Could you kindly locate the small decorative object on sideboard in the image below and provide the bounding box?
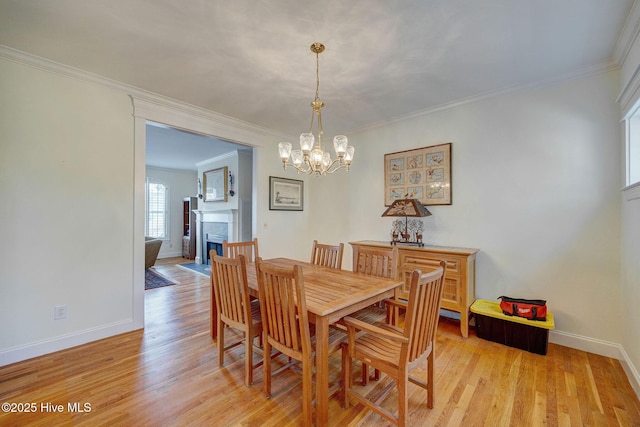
[382,198,431,247]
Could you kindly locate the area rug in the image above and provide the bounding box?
[177,262,211,278]
[145,268,177,290]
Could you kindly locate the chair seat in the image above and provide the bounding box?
[340,304,391,384]
[350,304,387,323]
[308,323,347,355]
[353,328,403,368]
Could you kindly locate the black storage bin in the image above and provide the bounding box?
[471,300,554,356]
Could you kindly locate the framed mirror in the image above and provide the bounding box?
[203,166,228,202]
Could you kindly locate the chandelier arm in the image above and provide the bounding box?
[323,158,346,174]
[283,157,349,176]
[293,164,314,175]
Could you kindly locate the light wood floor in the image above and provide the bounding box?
[1,257,639,426]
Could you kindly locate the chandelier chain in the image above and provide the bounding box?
[315,49,320,102]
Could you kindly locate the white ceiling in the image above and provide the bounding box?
[145,122,252,171]
[0,0,635,170]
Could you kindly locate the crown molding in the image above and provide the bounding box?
[613,0,640,66]
[348,61,619,135]
[0,44,291,144]
[0,44,131,93]
[130,95,287,148]
[195,150,237,168]
[618,62,640,117]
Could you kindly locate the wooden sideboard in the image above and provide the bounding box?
[349,240,479,338]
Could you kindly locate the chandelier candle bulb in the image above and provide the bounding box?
[276,42,355,176]
[279,142,292,160]
[322,152,331,167]
[292,150,303,166]
[333,135,348,157]
[300,133,314,152]
[345,146,355,163]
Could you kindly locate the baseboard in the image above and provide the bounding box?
[550,330,640,400]
[0,320,139,367]
[158,250,183,259]
[620,347,640,400]
[549,330,622,358]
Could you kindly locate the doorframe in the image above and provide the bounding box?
[131,95,281,327]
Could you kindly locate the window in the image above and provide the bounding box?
[627,110,640,187]
[145,178,169,239]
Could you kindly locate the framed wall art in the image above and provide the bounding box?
[384,143,452,206]
[203,166,228,202]
[269,176,303,211]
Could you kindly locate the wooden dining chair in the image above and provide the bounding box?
[223,238,259,262]
[210,253,263,387]
[255,257,314,426]
[310,240,344,269]
[352,244,398,279]
[350,245,399,384]
[341,261,447,426]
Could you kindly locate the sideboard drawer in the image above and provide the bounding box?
[400,254,461,275]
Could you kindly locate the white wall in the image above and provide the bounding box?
[306,166,354,262]
[618,1,640,395]
[0,57,136,364]
[237,150,253,242]
[334,71,624,347]
[254,146,316,260]
[299,70,627,358]
[621,187,640,394]
[145,167,198,258]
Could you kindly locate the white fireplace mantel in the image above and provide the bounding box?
[194,209,238,264]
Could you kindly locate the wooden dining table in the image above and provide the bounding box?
[210,257,403,427]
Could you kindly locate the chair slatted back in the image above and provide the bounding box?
[404,261,447,363]
[223,238,259,263]
[353,245,398,279]
[211,254,252,329]
[256,257,312,359]
[310,240,344,269]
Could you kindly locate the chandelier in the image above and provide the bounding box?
[278,42,355,175]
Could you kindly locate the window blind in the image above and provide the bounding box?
[146,178,168,239]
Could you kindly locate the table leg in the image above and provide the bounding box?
[315,316,329,426]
